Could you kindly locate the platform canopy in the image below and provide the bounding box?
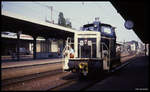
[2,10,76,39]
[111,1,148,44]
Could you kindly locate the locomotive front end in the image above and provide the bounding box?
[62,20,120,77]
[62,31,102,76]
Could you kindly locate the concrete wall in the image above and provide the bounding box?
[51,41,58,52]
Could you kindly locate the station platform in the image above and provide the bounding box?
[87,56,149,91]
[1,58,62,69]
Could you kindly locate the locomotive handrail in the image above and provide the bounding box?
[101,42,111,70]
[62,37,74,58]
[101,42,109,53]
[101,42,110,60]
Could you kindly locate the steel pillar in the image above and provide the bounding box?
[45,38,50,53]
[33,36,37,59]
[16,31,21,61]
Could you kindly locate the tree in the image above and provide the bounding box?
[66,18,72,28]
[58,12,66,27]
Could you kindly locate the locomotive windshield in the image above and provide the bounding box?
[101,26,115,37]
[101,26,111,34]
[78,38,96,58]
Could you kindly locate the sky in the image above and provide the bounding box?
[1,1,142,43]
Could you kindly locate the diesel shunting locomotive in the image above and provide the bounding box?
[62,20,121,76]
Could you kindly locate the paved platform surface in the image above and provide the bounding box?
[1,58,63,69]
[87,56,149,91]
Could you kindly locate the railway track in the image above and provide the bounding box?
[48,54,138,91]
[48,66,125,91]
[2,69,62,86]
[2,59,75,91]
[2,54,137,91]
[2,61,64,90]
[2,62,62,80]
[2,61,61,70]
[49,78,103,91]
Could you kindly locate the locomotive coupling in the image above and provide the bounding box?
[79,62,88,76]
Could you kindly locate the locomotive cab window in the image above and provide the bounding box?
[101,26,112,35]
[78,38,96,58]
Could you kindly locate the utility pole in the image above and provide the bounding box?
[34,3,54,23]
[45,5,53,23]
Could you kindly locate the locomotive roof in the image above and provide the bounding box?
[83,22,113,28]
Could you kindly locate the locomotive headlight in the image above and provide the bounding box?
[84,39,88,44]
[94,24,97,28]
[80,40,84,46]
